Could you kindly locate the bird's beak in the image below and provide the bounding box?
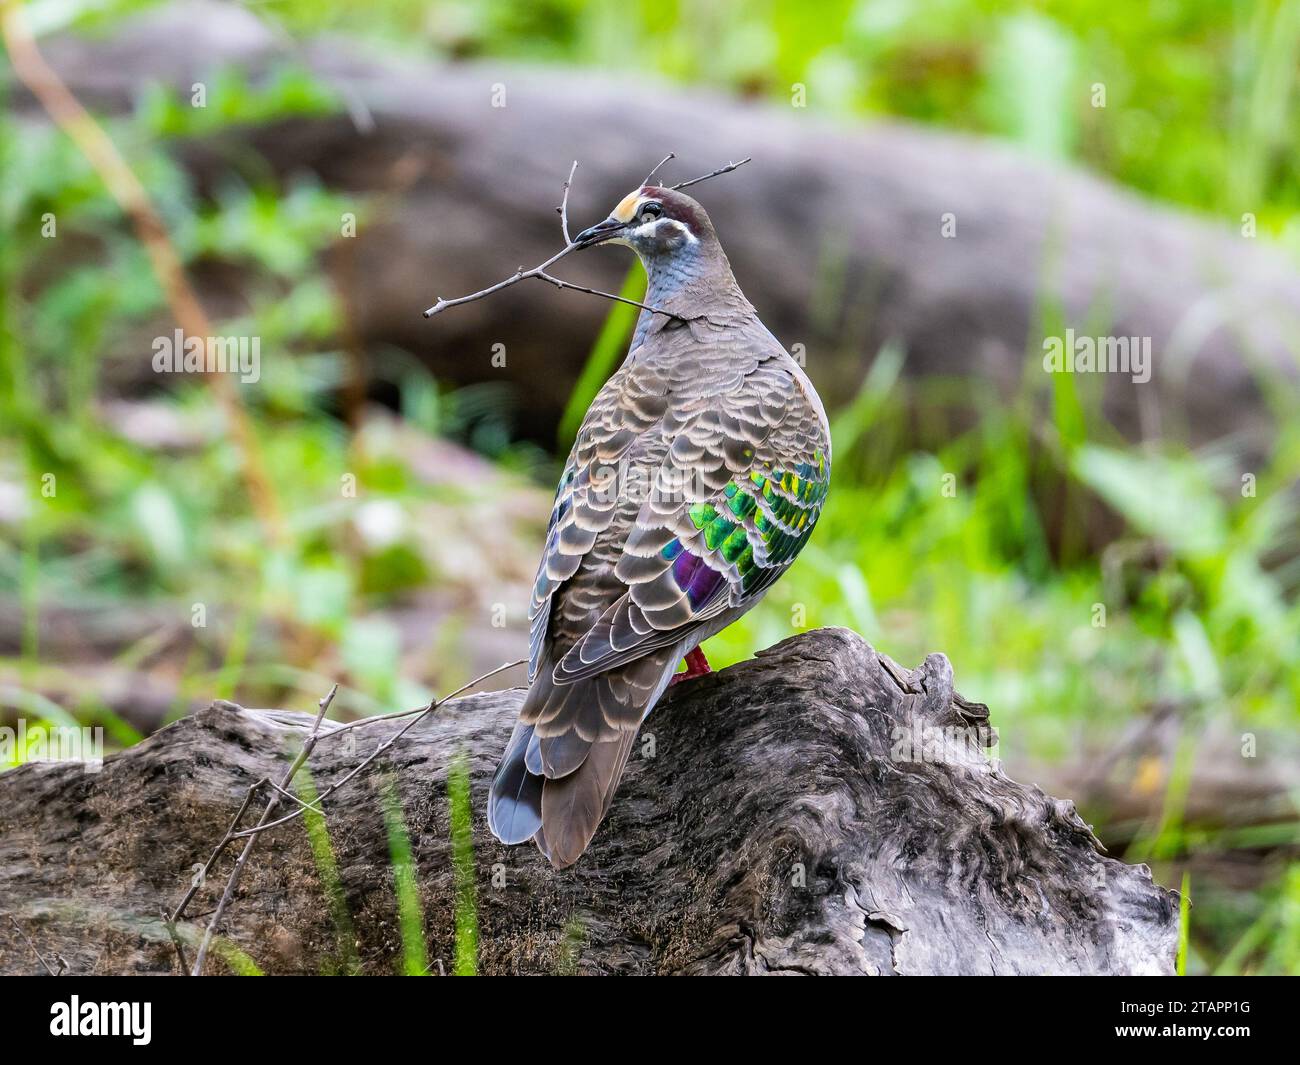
[574,216,629,248]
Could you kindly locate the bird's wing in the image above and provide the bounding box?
[548,354,831,686]
[526,358,670,681]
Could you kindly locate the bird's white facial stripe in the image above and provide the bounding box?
[609,191,700,244]
[629,217,696,243]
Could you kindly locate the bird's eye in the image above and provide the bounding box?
[639,202,664,223]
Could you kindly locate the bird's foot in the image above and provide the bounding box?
[670,647,712,686]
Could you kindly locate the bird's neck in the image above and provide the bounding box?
[632,242,750,347]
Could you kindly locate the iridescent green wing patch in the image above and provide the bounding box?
[660,448,829,603]
[737,449,829,596]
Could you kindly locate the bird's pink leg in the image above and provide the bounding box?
[670,647,712,686]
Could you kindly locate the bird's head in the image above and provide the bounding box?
[574,185,716,262]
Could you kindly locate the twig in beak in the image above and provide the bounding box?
[671,157,752,191]
[642,152,676,186]
[422,155,751,321]
[423,161,683,321]
[557,159,578,245]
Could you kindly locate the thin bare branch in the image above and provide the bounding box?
[231,658,525,839]
[265,778,325,813]
[172,660,524,972]
[423,245,682,322]
[160,908,191,975]
[423,243,577,317]
[169,778,268,927]
[536,271,682,316]
[312,655,527,739]
[671,156,752,191]
[643,152,676,186]
[188,683,338,975]
[557,159,578,244]
[8,915,60,976]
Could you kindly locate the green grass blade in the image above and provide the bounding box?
[1176,870,1190,976]
[214,938,266,976]
[555,915,585,975]
[382,778,429,976]
[296,767,361,974]
[447,755,478,976]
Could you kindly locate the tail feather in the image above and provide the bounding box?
[486,722,544,844]
[524,730,544,775]
[538,728,639,868]
[521,667,597,777]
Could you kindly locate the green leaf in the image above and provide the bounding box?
[1072,446,1229,558]
[129,481,186,571]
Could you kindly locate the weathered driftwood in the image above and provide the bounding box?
[0,628,1177,975]
[26,1,1300,465]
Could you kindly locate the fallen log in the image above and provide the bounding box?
[0,628,1177,975]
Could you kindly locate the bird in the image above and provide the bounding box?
[487,176,832,869]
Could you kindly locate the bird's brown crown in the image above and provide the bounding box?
[611,185,713,238]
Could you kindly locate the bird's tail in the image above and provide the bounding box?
[488,650,675,868]
[486,720,545,845]
[533,725,639,869]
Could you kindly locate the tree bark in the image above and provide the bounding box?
[0,628,1178,975]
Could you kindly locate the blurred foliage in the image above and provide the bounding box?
[1,0,1297,976]
[114,0,1300,243]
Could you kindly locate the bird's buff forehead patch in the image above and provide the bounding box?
[612,191,643,223]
